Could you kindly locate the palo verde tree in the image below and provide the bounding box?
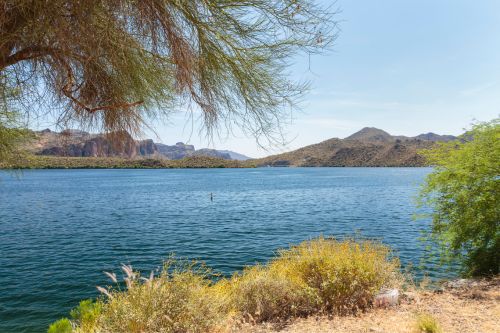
[419,119,500,276]
[0,0,337,148]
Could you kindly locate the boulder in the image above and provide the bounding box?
[374,288,399,307]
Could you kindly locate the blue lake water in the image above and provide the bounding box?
[0,168,444,332]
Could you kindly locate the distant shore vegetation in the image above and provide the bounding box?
[0,155,251,169]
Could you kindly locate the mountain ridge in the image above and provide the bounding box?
[25,127,455,167]
[345,127,455,143]
[27,129,251,161]
[250,127,456,167]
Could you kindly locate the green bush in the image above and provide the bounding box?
[419,119,500,276]
[414,313,442,333]
[47,318,72,333]
[70,299,102,332]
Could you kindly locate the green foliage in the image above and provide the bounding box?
[49,238,401,331]
[414,313,442,333]
[0,117,27,161]
[70,300,102,332]
[0,78,32,164]
[47,318,72,333]
[418,119,500,276]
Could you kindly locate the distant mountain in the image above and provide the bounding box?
[217,150,252,161]
[27,127,456,166]
[27,129,246,161]
[250,128,457,167]
[414,132,457,142]
[156,142,195,159]
[155,144,245,160]
[346,127,456,143]
[193,148,231,160]
[345,127,395,142]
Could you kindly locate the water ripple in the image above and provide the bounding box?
[0,168,439,333]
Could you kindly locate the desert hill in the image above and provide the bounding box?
[250,127,456,167]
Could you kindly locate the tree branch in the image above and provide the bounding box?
[0,45,56,70]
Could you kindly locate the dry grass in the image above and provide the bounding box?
[239,277,500,333]
[230,266,308,323]
[84,261,228,333]
[230,238,400,324]
[48,241,500,333]
[50,238,401,333]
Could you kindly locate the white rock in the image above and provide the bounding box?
[374,288,399,307]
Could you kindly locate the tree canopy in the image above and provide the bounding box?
[418,119,500,276]
[0,0,336,143]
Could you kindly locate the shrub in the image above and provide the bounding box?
[47,318,72,333]
[70,300,102,333]
[414,313,442,333]
[269,238,399,314]
[95,261,227,333]
[230,266,310,323]
[231,237,400,322]
[419,119,500,276]
[49,238,401,331]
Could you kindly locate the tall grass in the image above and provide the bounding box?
[81,260,228,333]
[49,238,401,333]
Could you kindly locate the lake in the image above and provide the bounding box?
[0,168,442,332]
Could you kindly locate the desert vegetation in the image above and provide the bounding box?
[47,238,401,333]
[243,277,499,333]
[413,313,442,333]
[0,155,246,169]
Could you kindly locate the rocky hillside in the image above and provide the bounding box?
[27,129,248,160]
[250,128,456,167]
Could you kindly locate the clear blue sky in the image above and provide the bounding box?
[151,0,500,157]
[36,0,500,157]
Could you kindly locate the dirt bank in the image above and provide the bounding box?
[238,277,499,333]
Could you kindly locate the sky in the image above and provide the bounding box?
[35,0,500,158]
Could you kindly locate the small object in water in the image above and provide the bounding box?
[210,192,213,202]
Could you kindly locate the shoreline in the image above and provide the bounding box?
[241,276,500,333]
[0,155,434,170]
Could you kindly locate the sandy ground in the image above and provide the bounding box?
[236,278,500,333]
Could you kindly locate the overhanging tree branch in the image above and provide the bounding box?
[0,0,338,142]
